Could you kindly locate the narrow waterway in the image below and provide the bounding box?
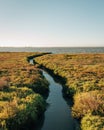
[30,59,80,130]
[38,70,79,130]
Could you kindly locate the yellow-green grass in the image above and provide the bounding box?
[0,52,49,130]
[35,53,104,130]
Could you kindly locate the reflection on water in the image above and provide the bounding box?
[35,70,80,130]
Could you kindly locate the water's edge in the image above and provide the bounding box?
[41,70,80,130]
[29,58,80,130]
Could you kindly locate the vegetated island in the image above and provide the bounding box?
[0,52,49,130]
[35,53,104,130]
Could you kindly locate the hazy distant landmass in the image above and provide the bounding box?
[0,47,104,53]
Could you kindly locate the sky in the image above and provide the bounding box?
[0,0,104,47]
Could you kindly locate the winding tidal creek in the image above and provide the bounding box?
[30,59,80,130]
[37,70,80,130]
[41,70,79,130]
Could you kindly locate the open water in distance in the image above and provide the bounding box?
[0,47,104,53]
[35,70,80,130]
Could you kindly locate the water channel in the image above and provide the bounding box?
[30,59,80,130]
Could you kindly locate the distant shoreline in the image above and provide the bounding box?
[0,47,104,53]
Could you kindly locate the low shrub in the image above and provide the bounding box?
[0,91,46,130]
[6,94,46,130]
[0,77,9,91]
[81,114,104,130]
[72,91,104,119]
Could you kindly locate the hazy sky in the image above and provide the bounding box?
[0,0,104,47]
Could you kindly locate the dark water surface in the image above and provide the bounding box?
[0,47,104,53]
[35,70,80,130]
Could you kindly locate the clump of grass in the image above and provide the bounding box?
[81,114,104,130]
[0,77,10,91]
[72,91,104,118]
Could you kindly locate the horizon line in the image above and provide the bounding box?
[0,46,104,48]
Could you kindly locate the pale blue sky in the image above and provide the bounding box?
[0,0,104,47]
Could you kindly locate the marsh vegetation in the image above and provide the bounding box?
[35,53,104,130]
[0,52,49,130]
[0,52,104,130]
